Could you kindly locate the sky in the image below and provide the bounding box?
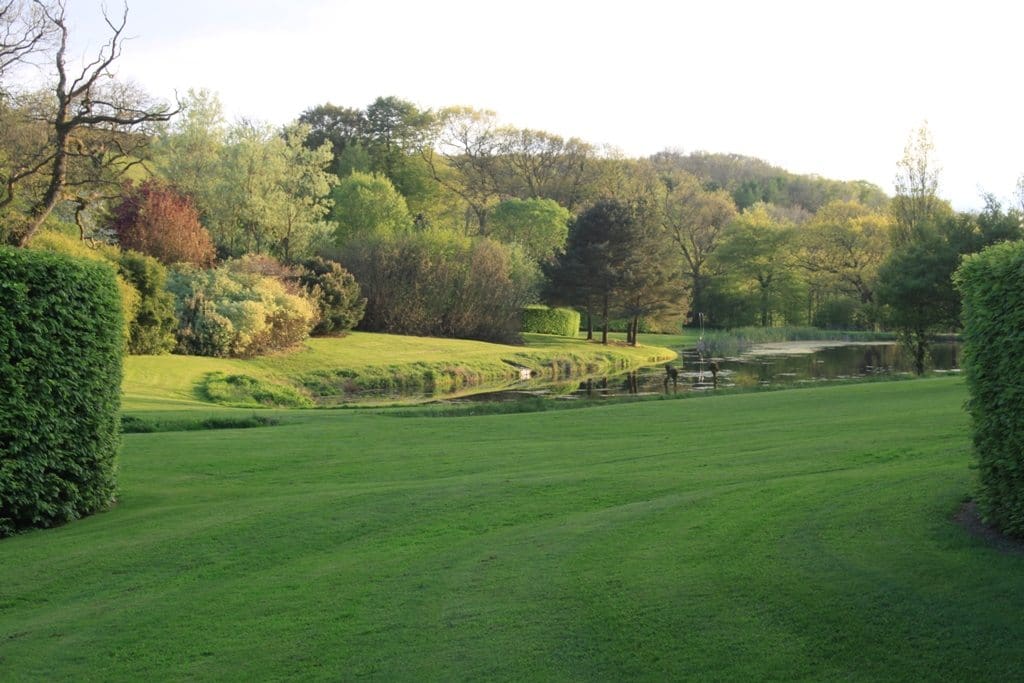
[58,0,1024,210]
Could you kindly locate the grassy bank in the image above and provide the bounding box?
[4,377,1024,679]
[123,332,676,410]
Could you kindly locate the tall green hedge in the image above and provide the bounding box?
[0,247,124,537]
[955,240,1024,537]
[522,306,580,337]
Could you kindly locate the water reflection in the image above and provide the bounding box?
[462,341,961,402]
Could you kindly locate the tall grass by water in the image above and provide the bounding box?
[699,325,896,356]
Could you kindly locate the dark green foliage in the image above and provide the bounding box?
[955,240,1024,537]
[0,247,123,537]
[521,306,580,337]
[120,414,279,433]
[201,372,314,409]
[294,257,366,335]
[117,251,177,354]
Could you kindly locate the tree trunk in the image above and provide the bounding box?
[17,130,70,247]
[913,327,927,375]
[601,292,609,345]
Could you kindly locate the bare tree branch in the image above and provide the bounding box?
[5,0,180,245]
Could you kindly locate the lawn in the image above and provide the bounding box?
[3,376,1023,680]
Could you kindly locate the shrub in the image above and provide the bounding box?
[168,260,317,357]
[0,247,123,537]
[117,251,177,354]
[955,241,1024,537]
[109,180,216,266]
[29,230,139,344]
[337,230,538,344]
[293,257,366,335]
[522,305,580,337]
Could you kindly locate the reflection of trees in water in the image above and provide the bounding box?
[570,343,962,399]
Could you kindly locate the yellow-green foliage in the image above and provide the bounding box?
[168,261,317,358]
[955,240,1024,537]
[0,247,123,537]
[522,305,580,337]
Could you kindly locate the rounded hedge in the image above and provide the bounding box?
[522,305,580,337]
[955,240,1024,537]
[0,247,124,537]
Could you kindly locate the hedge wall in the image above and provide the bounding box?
[522,305,580,337]
[955,240,1024,537]
[0,247,124,537]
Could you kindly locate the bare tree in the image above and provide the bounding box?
[3,0,178,246]
[0,0,50,85]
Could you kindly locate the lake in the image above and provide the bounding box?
[458,341,961,402]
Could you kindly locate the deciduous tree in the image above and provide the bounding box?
[2,1,177,246]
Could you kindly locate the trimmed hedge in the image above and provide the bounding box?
[522,305,580,337]
[955,240,1024,537]
[0,247,124,537]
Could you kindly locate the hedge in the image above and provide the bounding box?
[522,305,580,337]
[0,247,124,537]
[955,240,1024,537]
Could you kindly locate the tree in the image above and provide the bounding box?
[297,102,366,170]
[712,203,801,327]
[547,199,683,345]
[876,235,959,374]
[488,197,570,263]
[658,170,737,325]
[796,200,893,326]
[616,203,687,345]
[207,120,335,260]
[891,124,943,244]
[497,128,599,210]
[109,179,215,266]
[423,106,503,234]
[2,1,177,246]
[877,200,1021,374]
[151,89,226,225]
[0,0,49,88]
[329,171,413,245]
[364,96,433,181]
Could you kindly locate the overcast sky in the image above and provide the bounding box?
[59,0,1024,210]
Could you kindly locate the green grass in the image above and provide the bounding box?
[4,376,1024,680]
[122,332,676,410]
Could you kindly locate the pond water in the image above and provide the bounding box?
[455,341,961,402]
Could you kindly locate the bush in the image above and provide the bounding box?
[293,257,366,335]
[117,251,177,354]
[168,259,317,358]
[29,230,139,344]
[337,230,538,344]
[109,180,216,267]
[0,247,123,537]
[955,241,1024,537]
[522,305,579,337]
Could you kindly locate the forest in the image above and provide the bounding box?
[1,1,1021,364]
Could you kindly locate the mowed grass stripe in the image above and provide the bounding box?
[3,377,1023,680]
